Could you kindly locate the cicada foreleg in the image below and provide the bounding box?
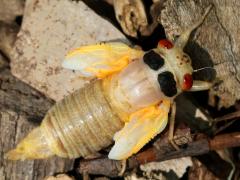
[168,102,180,150]
[189,80,213,91]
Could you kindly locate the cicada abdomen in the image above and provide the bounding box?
[44,80,126,158]
[6,80,124,160]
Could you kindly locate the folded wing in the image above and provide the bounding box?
[62,42,143,78]
[108,100,171,160]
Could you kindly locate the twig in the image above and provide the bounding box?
[209,132,240,150]
[213,110,240,122]
[212,110,240,134]
[78,131,240,177]
[213,119,236,135]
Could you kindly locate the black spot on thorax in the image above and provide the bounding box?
[158,71,177,97]
[143,50,164,70]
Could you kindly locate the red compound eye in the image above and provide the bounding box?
[158,39,173,49]
[182,73,193,90]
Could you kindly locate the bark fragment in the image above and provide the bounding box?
[160,0,240,108]
[0,22,19,59]
[0,0,25,23]
[10,0,126,101]
[0,55,73,179]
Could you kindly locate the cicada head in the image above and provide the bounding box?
[142,39,194,99]
[142,5,214,98]
[158,39,194,91]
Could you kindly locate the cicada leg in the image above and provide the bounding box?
[118,159,127,176]
[189,80,213,91]
[168,102,180,150]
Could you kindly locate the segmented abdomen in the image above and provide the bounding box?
[42,80,124,158]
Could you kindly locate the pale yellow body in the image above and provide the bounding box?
[6,43,170,160]
[6,74,169,160]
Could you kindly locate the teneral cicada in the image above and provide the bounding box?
[6,6,213,160]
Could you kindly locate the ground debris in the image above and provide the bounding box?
[0,21,19,58]
[44,174,75,180]
[0,0,25,22]
[11,0,126,101]
[189,158,220,180]
[140,157,192,178]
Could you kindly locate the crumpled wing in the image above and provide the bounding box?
[108,100,171,160]
[62,42,143,79]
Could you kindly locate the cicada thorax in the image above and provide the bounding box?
[41,80,124,158]
[104,58,167,117]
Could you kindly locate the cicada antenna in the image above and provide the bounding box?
[193,66,215,73]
